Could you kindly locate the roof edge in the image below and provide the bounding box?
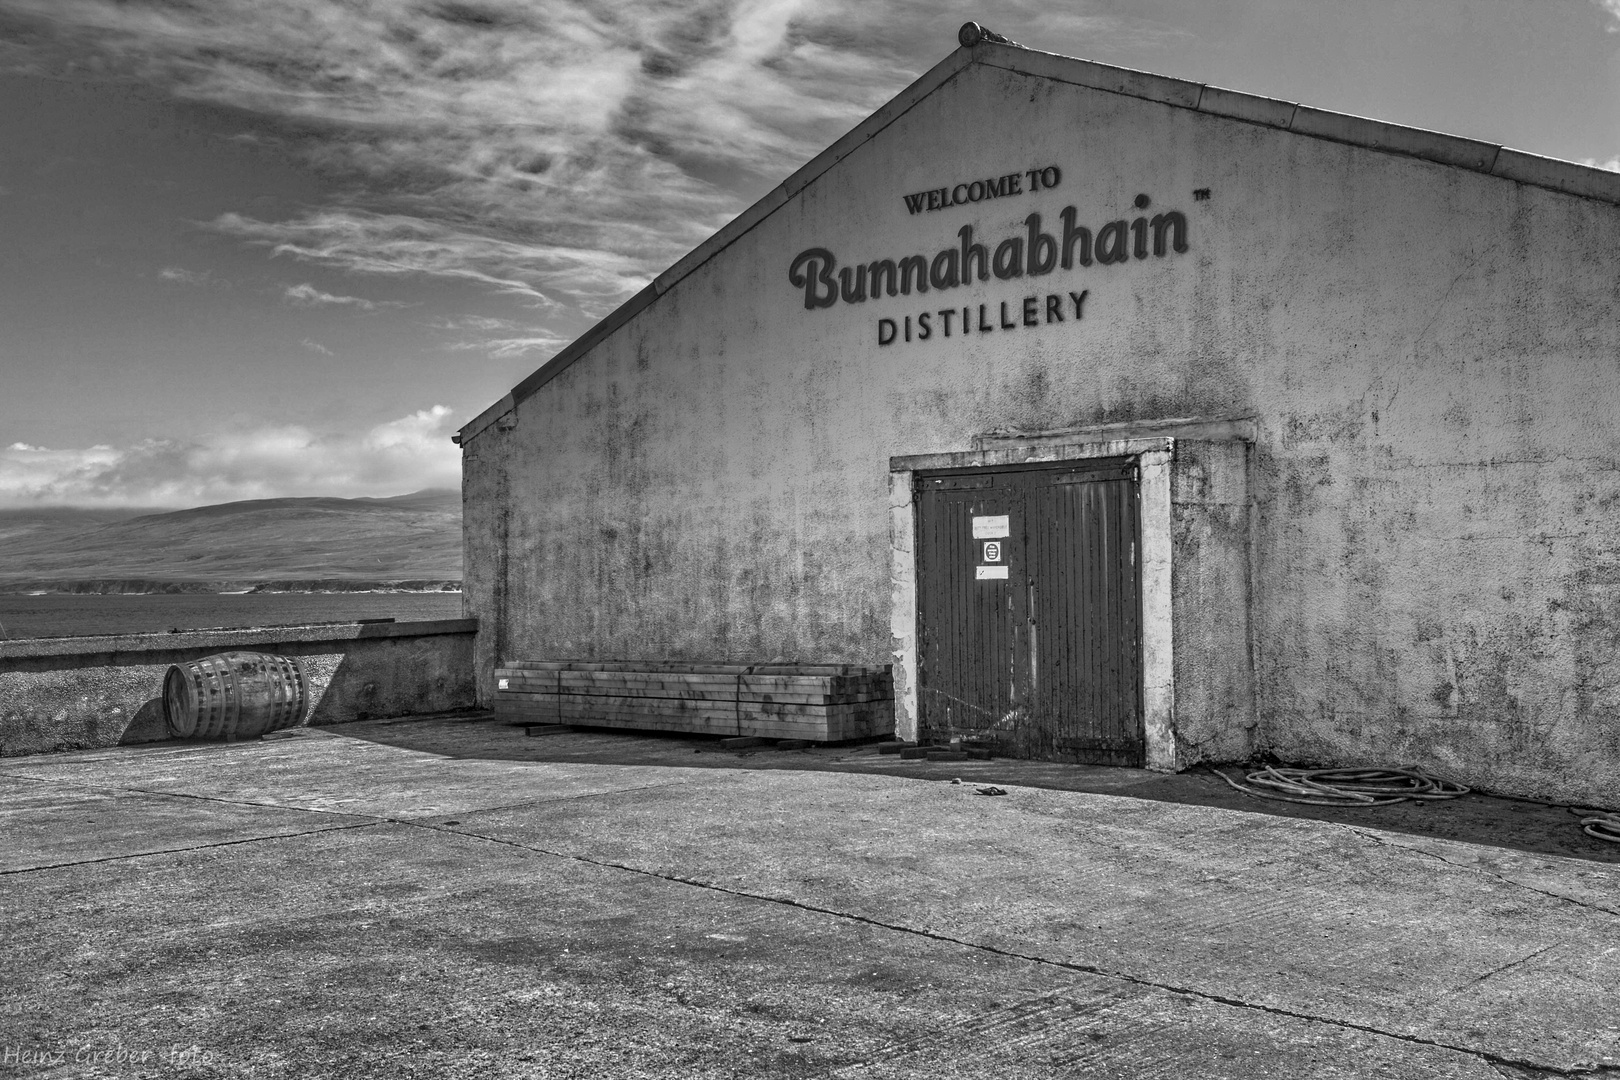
[458,44,979,440]
[976,42,1620,201]
[461,38,1620,442]
[454,392,514,446]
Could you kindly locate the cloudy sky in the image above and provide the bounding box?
[1,0,1617,508]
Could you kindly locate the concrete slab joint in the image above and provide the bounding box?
[890,418,1256,773]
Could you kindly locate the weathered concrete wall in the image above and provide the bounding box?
[463,58,1620,802]
[1171,439,1255,764]
[461,428,507,708]
[0,619,477,757]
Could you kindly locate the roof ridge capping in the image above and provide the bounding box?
[974,40,1620,202]
[458,29,1620,443]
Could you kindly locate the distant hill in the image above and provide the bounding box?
[0,506,158,545]
[0,489,462,593]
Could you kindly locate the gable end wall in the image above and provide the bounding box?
[463,58,1620,803]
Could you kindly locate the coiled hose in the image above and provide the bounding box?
[1214,766,1620,845]
[1571,808,1620,844]
[1211,765,1470,806]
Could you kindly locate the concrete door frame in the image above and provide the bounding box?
[889,437,1177,770]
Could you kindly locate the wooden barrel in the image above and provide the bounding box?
[164,652,308,740]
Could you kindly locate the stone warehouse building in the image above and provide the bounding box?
[458,27,1620,805]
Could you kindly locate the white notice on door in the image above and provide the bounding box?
[971,515,1010,539]
[975,565,1009,580]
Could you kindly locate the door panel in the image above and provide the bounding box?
[914,473,1023,746]
[1027,466,1142,766]
[914,460,1142,765]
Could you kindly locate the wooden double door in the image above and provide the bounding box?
[914,458,1143,765]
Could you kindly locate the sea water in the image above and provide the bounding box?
[0,592,465,641]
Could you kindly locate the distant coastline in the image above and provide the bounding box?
[0,579,462,596]
[0,489,465,632]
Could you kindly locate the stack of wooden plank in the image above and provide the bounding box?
[493,660,893,742]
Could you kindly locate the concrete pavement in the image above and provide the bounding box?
[3,714,1617,1078]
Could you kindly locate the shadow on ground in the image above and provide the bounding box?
[315,710,1620,867]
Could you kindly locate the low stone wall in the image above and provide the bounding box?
[0,618,477,757]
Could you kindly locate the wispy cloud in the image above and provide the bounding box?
[428,313,570,356]
[1581,154,1620,172]
[0,0,994,326]
[448,334,572,359]
[219,209,638,314]
[0,407,460,508]
[0,0,1137,401]
[299,338,334,355]
[1596,0,1620,31]
[158,266,219,286]
[429,315,520,332]
[284,282,403,309]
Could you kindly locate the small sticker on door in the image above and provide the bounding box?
[498,678,509,690]
[972,515,1010,539]
[975,565,1009,580]
[982,541,1002,562]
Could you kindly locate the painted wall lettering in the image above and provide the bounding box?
[789,194,1187,311]
[902,165,1062,215]
[877,291,1089,346]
